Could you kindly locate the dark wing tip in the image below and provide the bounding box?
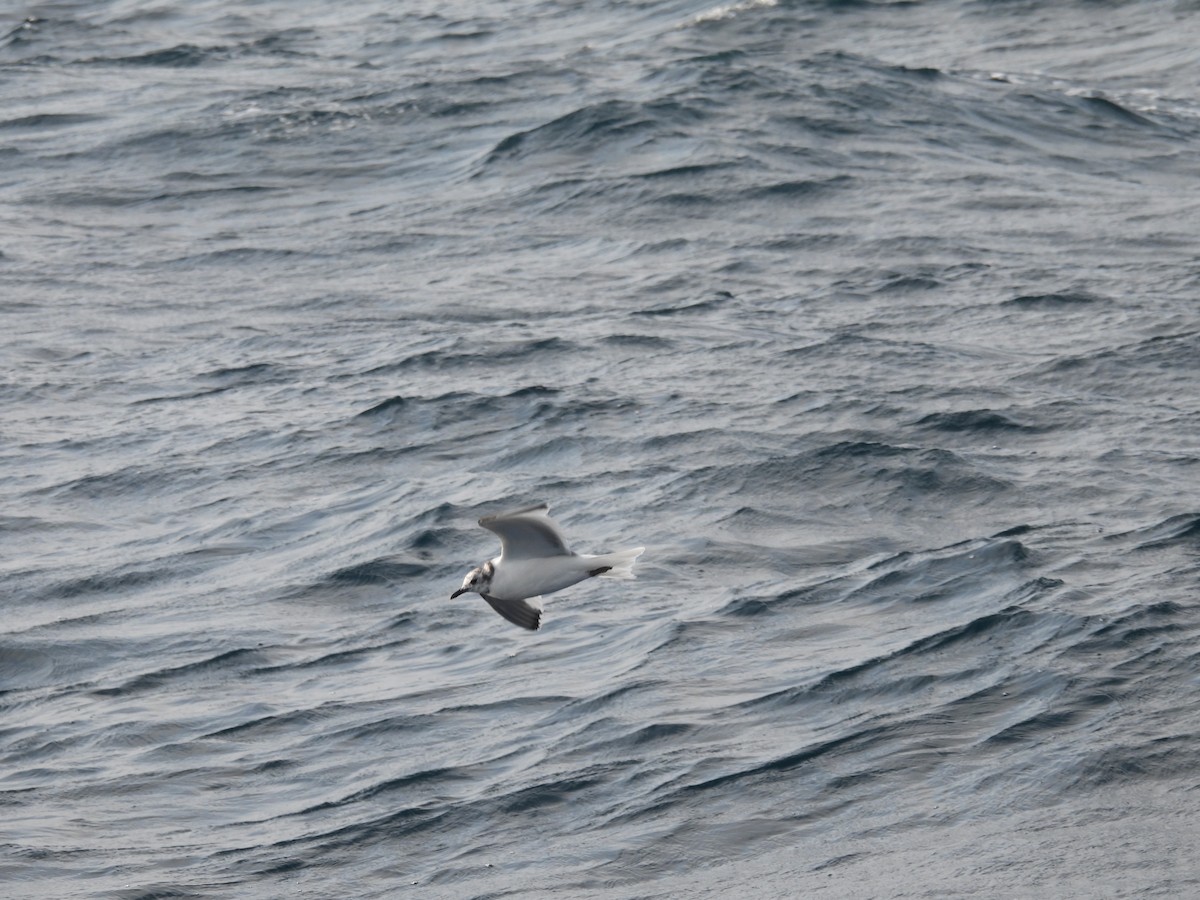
[481,594,542,631]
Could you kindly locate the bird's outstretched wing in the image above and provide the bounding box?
[481,593,542,631]
[479,504,574,560]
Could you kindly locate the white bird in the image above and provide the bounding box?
[451,504,645,630]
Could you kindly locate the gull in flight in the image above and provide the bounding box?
[451,504,644,630]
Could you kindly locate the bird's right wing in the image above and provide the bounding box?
[479,504,573,560]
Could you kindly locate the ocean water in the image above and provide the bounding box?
[3,1,1199,896]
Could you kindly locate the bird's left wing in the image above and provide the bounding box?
[481,594,543,631]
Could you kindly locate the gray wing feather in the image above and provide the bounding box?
[481,594,542,631]
[479,504,573,559]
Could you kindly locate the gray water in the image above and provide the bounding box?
[3,2,1200,897]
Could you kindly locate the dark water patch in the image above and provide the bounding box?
[162,247,312,268]
[0,112,102,129]
[743,592,1077,714]
[0,645,57,693]
[600,333,675,349]
[814,441,1007,495]
[350,384,624,446]
[131,388,226,405]
[685,723,894,795]
[721,597,776,618]
[506,174,626,215]
[992,523,1033,538]
[368,338,577,373]
[429,25,495,43]
[356,395,408,418]
[814,851,869,872]
[780,332,970,369]
[435,694,575,720]
[249,859,307,878]
[883,545,1060,608]
[640,426,729,453]
[635,236,691,254]
[907,607,1051,657]
[1071,734,1200,789]
[622,721,693,747]
[537,393,637,427]
[130,361,292,404]
[97,44,223,67]
[891,63,942,80]
[415,385,563,432]
[494,435,589,469]
[300,766,472,815]
[384,611,417,632]
[1078,94,1158,128]
[407,527,460,554]
[251,640,414,675]
[986,81,1170,149]
[483,99,643,160]
[322,709,442,745]
[1108,513,1200,551]
[253,769,618,858]
[309,444,423,470]
[635,160,744,182]
[199,361,284,384]
[0,729,99,768]
[632,292,732,317]
[984,703,1090,746]
[854,539,1035,600]
[251,757,298,775]
[35,459,184,509]
[1024,332,1200,397]
[811,605,1043,690]
[205,703,347,741]
[42,187,175,208]
[912,409,1038,433]
[762,232,853,252]
[717,505,805,526]
[109,887,209,900]
[327,558,430,584]
[47,564,176,601]
[1004,291,1108,308]
[540,681,665,724]
[936,666,1069,729]
[741,174,852,201]
[975,85,1175,148]
[565,721,696,760]
[498,772,608,815]
[504,384,561,400]
[267,804,433,856]
[660,440,1012,516]
[868,272,943,294]
[92,647,269,698]
[1062,600,1187,658]
[480,98,706,169]
[653,190,719,207]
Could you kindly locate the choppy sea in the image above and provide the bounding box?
[4,1,1200,897]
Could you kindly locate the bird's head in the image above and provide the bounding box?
[451,560,493,599]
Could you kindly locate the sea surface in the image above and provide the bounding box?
[3,1,1200,897]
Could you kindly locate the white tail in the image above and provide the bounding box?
[592,546,644,580]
